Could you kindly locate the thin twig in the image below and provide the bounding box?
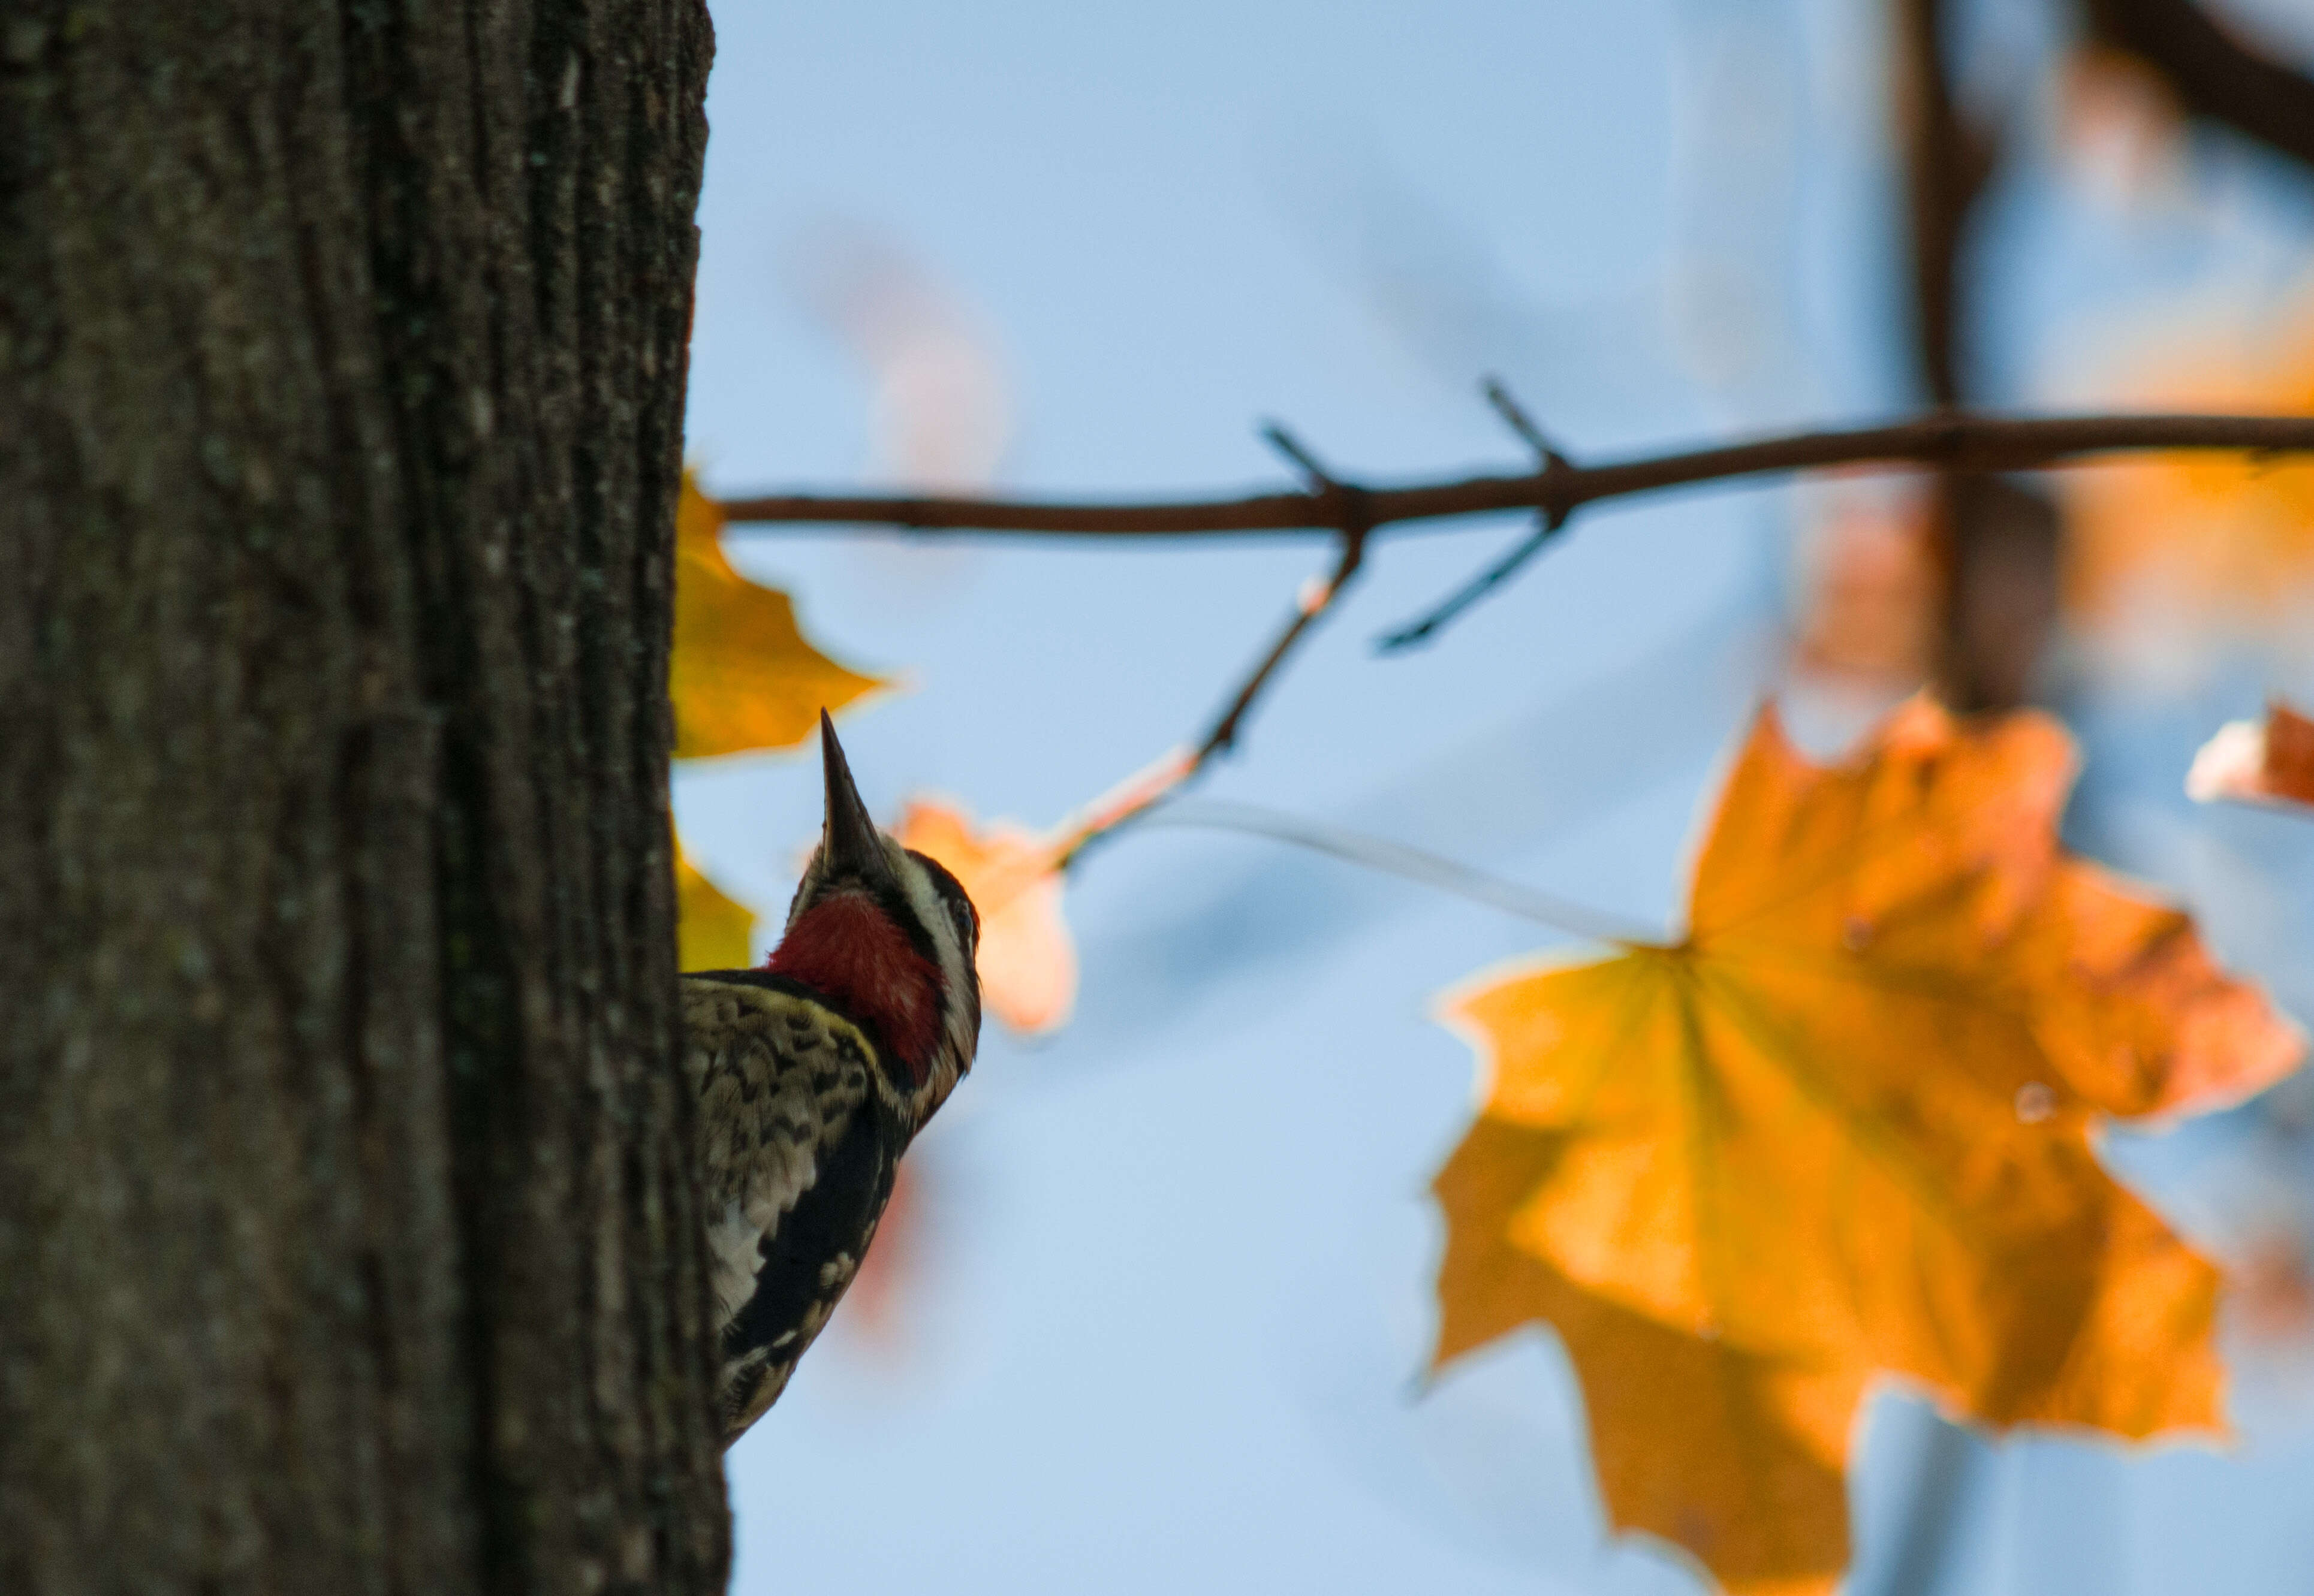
[1378,377,1574,650]
[1196,525,1368,761]
[1051,426,1381,868]
[1375,517,1565,652]
[718,411,2314,540]
[2086,0,2314,174]
[1257,420,1341,489]
[1195,424,1371,762]
[1481,376,1568,467]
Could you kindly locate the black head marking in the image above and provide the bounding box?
[908,849,980,963]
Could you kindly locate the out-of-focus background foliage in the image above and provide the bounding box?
[677,2,2314,1590]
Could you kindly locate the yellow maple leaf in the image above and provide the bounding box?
[1436,1120,1861,1596]
[672,473,884,759]
[896,799,1077,1036]
[676,849,755,972]
[1433,698,2301,1596]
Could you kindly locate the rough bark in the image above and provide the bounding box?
[0,4,727,1594]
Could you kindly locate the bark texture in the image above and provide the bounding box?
[0,4,727,1593]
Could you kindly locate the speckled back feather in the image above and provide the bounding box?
[682,972,908,1441]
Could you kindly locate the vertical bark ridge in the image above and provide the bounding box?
[0,3,725,1592]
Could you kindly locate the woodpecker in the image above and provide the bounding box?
[682,712,981,1446]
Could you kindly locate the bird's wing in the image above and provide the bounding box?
[681,973,901,1440]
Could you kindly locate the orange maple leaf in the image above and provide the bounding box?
[2060,298,2314,654]
[892,748,1194,1038]
[896,799,1077,1036]
[1790,485,1939,691]
[2188,700,2314,810]
[672,473,885,759]
[1433,698,2300,1596]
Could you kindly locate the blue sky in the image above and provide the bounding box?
[678,2,2314,1591]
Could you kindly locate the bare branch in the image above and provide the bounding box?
[736,408,2314,841]
[1187,422,1375,764]
[718,411,2314,541]
[1896,0,2000,408]
[2087,0,2314,174]
[1379,377,1575,650]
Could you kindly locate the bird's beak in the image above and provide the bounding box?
[819,710,896,889]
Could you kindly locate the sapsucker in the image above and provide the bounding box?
[683,713,981,1446]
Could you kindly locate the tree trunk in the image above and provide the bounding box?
[1893,0,2060,713]
[0,5,728,1593]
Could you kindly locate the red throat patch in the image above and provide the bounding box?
[766,894,941,1083]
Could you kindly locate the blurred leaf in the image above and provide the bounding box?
[2231,1230,2314,1347]
[673,473,884,759]
[787,216,1014,491]
[2189,700,2314,808]
[1791,486,1938,690]
[890,749,1194,1039]
[2062,302,2314,660]
[677,849,756,972]
[2056,43,2187,206]
[896,798,1076,1036]
[1433,697,2301,1596]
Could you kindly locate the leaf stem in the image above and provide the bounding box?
[1138,798,1660,946]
